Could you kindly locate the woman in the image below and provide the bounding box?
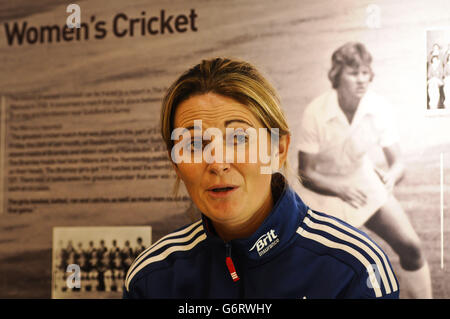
[297,42,431,298]
[428,54,443,109]
[428,43,442,66]
[124,57,398,298]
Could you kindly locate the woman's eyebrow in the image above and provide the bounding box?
[224,119,253,127]
[184,124,201,131]
[182,119,253,131]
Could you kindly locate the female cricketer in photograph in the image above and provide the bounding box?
[297,42,432,298]
[123,57,399,298]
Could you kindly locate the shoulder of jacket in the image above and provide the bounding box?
[295,209,399,297]
[124,220,206,292]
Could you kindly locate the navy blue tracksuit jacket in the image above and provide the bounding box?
[123,176,399,299]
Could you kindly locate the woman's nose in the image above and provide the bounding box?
[208,162,231,176]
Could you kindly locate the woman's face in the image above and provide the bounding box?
[337,64,372,101]
[171,92,289,228]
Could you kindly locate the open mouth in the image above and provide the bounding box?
[207,185,239,197]
[210,187,236,192]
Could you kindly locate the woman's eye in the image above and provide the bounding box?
[188,139,204,152]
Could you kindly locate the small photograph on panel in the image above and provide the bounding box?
[427,28,450,114]
[52,226,151,299]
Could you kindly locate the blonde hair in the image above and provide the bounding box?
[328,42,374,89]
[160,57,295,196]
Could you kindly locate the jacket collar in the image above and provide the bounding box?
[201,173,308,263]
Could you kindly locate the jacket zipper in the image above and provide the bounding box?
[225,243,240,282]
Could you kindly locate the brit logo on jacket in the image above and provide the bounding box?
[249,229,280,257]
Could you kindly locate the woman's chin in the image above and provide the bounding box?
[205,206,241,224]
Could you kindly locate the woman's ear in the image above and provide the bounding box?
[278,134,290,168]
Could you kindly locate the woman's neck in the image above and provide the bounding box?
[337,90,360,123]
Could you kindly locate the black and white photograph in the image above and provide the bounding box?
[52,226,151,299]
[296,41,433,298]
[427,28,450,114]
